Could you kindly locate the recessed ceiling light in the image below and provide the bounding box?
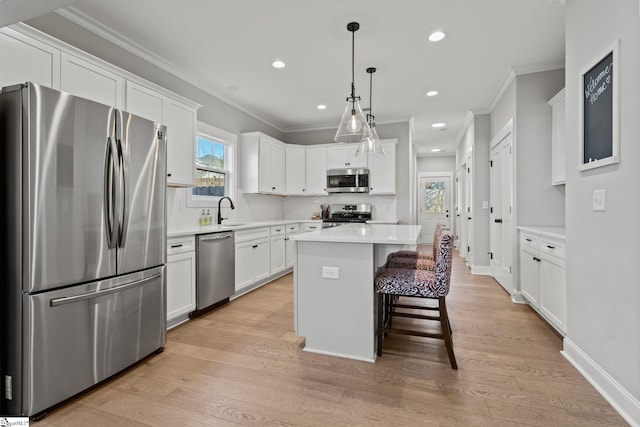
[426,90,439,97]
[317,104,327,110]
[428,31,446,42]
[272,60,286,69]
[432,122,447,128]
[431,148,443,152]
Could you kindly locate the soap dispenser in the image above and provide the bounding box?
[206,209,212,225]
[199,209,206,226]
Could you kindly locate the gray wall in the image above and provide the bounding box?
[490,80,516,139]
[515,70,565,226]
[472,114,491,268]
[565,0,640,413]
[416,155,456,173]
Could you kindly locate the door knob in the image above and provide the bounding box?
[494,219,503,223]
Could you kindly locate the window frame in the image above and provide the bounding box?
[186,121,236,208]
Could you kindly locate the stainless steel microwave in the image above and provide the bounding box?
[326,168,369,193]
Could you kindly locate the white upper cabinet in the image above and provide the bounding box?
[60,52,125,108]
[0,27,59,89]
[548,88,566,185]
[125,81,163,122]
[368,140,397,195]
[326,144,367,169]
[285,144,306,195]
[1,24,200,188]
[240,132,286,195]
[163,98,197,187]
[126,81,197,187]
[305,146,328,195]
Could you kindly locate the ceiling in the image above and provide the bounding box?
[6,0,566,155]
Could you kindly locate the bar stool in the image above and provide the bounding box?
[375,229,457,369]
[391,222,446,261]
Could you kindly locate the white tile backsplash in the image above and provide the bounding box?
[167,187,398,232]
[283,194,397,222]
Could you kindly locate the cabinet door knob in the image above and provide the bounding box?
[494,219,503,223]
[167,173,172,177]
[252,244,258,248]
[546,245,555,249]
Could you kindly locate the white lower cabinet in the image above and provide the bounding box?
[285,223,300,269]
[270,225,286,276]
[235,227,270,292]
[518,229,566,335]
[166,236,196,328]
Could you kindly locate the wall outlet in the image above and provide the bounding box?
[322,266,339,279]
[593,189,606,211]
[482,201,489,209]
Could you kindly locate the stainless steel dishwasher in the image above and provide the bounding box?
[193,231,235,317]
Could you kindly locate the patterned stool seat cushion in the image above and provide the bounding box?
[386,256,436,270]
[375,268,447,298]
[392,250,434,260]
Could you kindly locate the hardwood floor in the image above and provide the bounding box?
[39,250,628,426]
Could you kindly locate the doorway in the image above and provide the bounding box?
[490,121,514,293]
[417,172,452,244]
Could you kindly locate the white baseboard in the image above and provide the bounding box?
[471,265,491,275]
[562,338,640,427]
[511,292,528,304]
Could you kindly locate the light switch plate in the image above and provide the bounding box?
[593,189,606,211]
[322,266,339,279]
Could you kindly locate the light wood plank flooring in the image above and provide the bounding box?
[39,250,628,426]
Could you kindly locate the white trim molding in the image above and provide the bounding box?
[471,265,491,275]
[562,338,640,426]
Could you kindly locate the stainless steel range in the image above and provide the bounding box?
[322,204,372,227]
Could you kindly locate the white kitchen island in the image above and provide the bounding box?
[291,223,421,362]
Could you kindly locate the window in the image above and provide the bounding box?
[187,122,236,207]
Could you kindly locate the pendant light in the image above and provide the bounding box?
[334,22,372,143]
[356,67,385,156]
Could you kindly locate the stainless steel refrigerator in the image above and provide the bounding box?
[0,82,167,418]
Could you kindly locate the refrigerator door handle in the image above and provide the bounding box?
[104,136,118,249]
[115,110,129,248]
[49,273,161,307]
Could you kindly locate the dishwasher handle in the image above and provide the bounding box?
[199,233,233,242]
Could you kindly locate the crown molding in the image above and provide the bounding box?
[454,110,475,146]
[55,6,285,133]
[282,117,410,134]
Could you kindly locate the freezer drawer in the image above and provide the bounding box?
[22,266,166,416]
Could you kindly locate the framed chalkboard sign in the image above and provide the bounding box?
[579,40,619,171]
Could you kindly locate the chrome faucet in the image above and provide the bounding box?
[217,196,235,225]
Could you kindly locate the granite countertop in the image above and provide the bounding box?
[290,223,421,245]
[517,225,566,240]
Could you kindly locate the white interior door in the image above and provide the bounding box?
[457,164,467,257]
[418,174,452,244]
[490,129,513,293]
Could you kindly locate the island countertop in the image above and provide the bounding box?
[290,223,421,245]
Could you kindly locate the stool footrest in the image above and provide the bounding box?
[389,311,441,322]
[390,303,439,311]
[385,327,444,340]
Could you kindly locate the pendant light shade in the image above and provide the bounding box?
[335,22,372,143]
[356,67,385,156]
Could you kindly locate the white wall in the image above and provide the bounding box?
[564,1,640,424]
[490,80,516,139]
